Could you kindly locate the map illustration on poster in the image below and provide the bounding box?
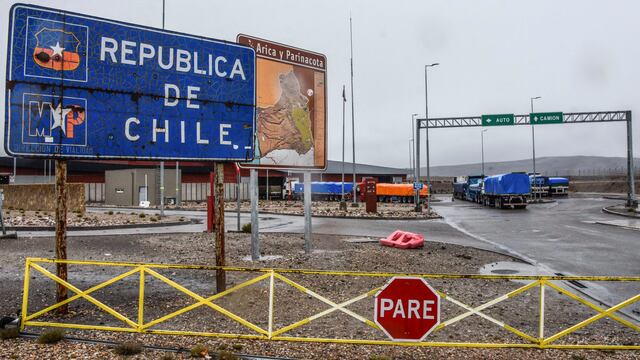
[237,34,327,170]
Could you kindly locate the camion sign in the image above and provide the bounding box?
[5,4,256,160]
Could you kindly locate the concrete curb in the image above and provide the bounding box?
[6,219,195,232]
[602,206,640,219]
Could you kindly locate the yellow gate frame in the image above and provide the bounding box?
[20,258,640,349]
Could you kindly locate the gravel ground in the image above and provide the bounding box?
[2,210,187,227]
[179,200,440,219]
[0,232,637,359]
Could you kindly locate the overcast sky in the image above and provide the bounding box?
[1,0,638,168]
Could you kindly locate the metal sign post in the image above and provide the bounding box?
[55,160,68,314]
[304,172,313,253]
[414,119,421,212]
[626,111,636,208]
[214,162,225,292]
[236,165,241,232]
[250,169,260,261]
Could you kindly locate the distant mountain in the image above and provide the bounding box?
[422,156,640,177]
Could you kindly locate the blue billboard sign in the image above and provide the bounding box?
[5,4,256,160]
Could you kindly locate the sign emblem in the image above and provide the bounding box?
[22,94,87,146]
[24,17,88,82]
[33,28,82,71]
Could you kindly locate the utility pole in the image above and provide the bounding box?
[424,63,439,212]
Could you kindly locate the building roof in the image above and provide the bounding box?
[323,160,408,175]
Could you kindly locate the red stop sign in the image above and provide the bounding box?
[374,277,441,341]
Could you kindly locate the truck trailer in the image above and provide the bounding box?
[548,177,569,196]
[452,175,483,202]
[481,173,531,209]
[293,182,354,201]
[529,174,550,197]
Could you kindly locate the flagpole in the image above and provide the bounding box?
[349,15,357,205]
[340,85,347,210]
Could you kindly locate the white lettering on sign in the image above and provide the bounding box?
[123,118,234,147]
[186,86,200,109]
[219,124,231,145]
[379,298,436,319]
[125,117,140,141]
[99,37,247,80]
[164,83,180,107]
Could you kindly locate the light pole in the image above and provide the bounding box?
[530,96,541,203]
[424,63,439,212]
[411,113,419,180]
[409,139,413,177]
[481,129,488,178]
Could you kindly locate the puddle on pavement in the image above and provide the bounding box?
[479,261,552,284]
[241,254,284,262]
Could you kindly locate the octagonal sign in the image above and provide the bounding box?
[374,276,441,341]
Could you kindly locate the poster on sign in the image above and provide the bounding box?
[237,34,326,170]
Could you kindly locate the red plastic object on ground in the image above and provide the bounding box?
[380,230,424,249]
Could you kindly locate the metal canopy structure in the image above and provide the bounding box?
[415,111,636,207]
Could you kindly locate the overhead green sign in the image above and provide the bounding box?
[482,114,514,126]
[530,112,564,125]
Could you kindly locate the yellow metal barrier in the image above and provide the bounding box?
[20,257,640,350]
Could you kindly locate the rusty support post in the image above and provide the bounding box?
[214,162,226,292]
[55,159,68,314]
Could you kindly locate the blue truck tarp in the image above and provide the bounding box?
[294,182,354,194]
[484,173,531,195]
[548,177,569,186]
[529,175,549,187]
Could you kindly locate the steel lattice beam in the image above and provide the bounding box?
[417,111,630,129]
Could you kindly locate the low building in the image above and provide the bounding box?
[0,157,410,205]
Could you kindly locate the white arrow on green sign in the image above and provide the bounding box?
[482,114,514,126]
[530,112,564,125]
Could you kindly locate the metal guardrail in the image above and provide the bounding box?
[20,258,640,350]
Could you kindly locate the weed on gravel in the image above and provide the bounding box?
[0,328,19,340]
[37,329,64,344]
[190,343,208,358]
[114,341,142,356]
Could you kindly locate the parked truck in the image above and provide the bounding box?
[293,182,354,201]
[529,174,550,197]
[452,175,483,202]
[548,177,569,196]
[481,172,530,209]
